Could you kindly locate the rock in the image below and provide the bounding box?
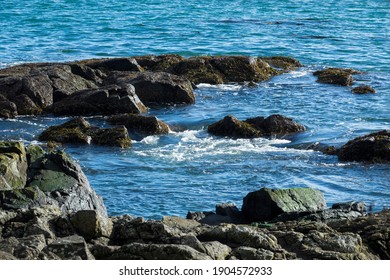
[332,201,366,213]
[216,203,240,218]
[0,141,28,190]
[26,144,45,166]
[68,64,106,85]
[208,115,263,138]
[44,235,95,260]
[89,126,131,148]
[170,56,277,85]
[38,117,131,148]
[106,71,195,106]
[233,246,275,260]
[107,114,170,137]
[0,250,17,260]
[0,95,17,119]
[352,85,376,94]
[11,94,42,115]
[133,54,184,72]
[52,84,147,116]
[337,130,390,163]
[13,234,46,259]
[85,58,143,72]
[110,243,212,260]
[246,114,306,136]
[313,67,358,86]
[201,241,232,260]
[70,210,113,240]
[241,187,327,222]
[186,211,214,221]
[262,56,302,71]
[208,114,305,139]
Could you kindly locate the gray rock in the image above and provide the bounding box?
[14,234,46,259]
[0,141,28,190]
[242,187,327,222]
[44,235,95,260]
[0,250,17,260]
[233,246,275,260]
[70,210,113,240]
[216,203,240,218]
[332,201,366,213]
[202,241,232,260]
[52,84,147,116]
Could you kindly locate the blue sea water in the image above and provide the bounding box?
[0,0,389,219]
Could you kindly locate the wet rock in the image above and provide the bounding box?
[242,187,327,222]
[352,85,376,94]
[107,114,170,137]
[337,130,390,163]
[313,67,358,86]
[44,235,95,260]
[208,114,305,139]
[110,243,212,260]
[70,210,113,240]
[208,115,264,138]
[38,117,131,148]
[262,56,303,72]
[11,94,42,115]
[107,71,195,106]
[52,84,147,116]
[0,141,28,190]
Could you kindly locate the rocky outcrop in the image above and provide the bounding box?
[107,114,170,137]
[52,84,147,116]
[106,71,195,106]
[313,67,359,86]
[208,114,305,139]
[0,142,28,190]
[352,85,376,94]
[241,187,327,222]
[38,117,131,148]
[262,56,302,72]
[336,130,390,163]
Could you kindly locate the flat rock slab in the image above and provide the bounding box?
[242,187,327,222]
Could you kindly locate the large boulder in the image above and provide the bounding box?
[241,187,327,222]
[52,84,147,116]
[0,142,28,190]
[38,117,131,148]
[208,114,305,138]
[313,68,359,86]
[106,71,195,106]
[337,130,390,163]
[107,114,170,137]
[0,95,18,119]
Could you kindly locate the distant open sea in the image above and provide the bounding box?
[1,0,389,219]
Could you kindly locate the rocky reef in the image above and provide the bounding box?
[1,141,389,260]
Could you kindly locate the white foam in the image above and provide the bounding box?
[196,83,243,91]
[139,135,160,145]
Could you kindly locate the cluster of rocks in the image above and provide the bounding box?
[1,141,389,260]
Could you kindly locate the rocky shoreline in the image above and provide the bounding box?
[1,55,389,259]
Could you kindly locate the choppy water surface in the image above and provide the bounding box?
[1,0,389,218]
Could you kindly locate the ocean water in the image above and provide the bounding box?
[0,0,389,219]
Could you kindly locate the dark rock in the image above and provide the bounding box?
[52,84,147,116]
[0,95,18,119]
[241,187,327,222]
[272,209,363,223]
[44,235,95,260]
[208,115,263,138]
[332,201,366,213]
[313,67,358,86]
[246,114,306,136]
[262,56,302,71]
[85,58,143,72]
[233,246,275,260]
[133,54,184,72]
[106,71,195,106]
[352,85,376,94]
[38,117,131,148]
[13,234,46,259]
[216,203,240,218]
[107,114,170,137]
[10,94,42,115]
[208,114,305,139]
[337,130,390,163]
[69,64,106,85]
[186,211,215,221]
[0,141,28,190]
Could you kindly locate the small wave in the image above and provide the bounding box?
[196,83,243,91]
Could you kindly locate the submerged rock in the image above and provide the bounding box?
[52,84,147,116]
[313,67,359,86]
[337,130,390,163]
[262,56,303,72]
[241,187,327,222]
[107,114,170,137]
[208,114,305,139]
[352,85,376,94]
